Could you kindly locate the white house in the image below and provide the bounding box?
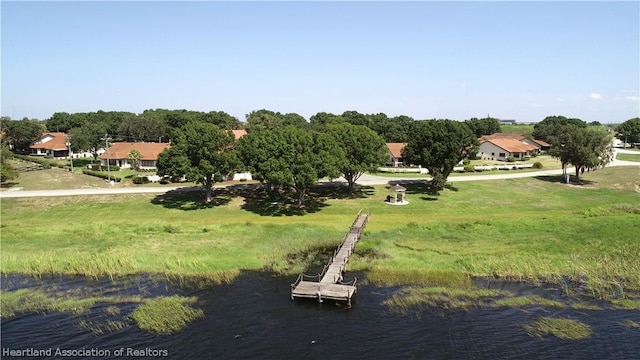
[29,132,69,158]
[99,142,170,169]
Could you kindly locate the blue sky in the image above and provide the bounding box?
[2,1,639,124]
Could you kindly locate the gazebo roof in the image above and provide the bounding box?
[389,184,406,192]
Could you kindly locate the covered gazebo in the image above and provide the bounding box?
[386,184,409,205]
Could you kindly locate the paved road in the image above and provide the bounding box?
[1,150,637,198]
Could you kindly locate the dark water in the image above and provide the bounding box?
[2,272,639,360]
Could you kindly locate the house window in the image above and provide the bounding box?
[499,153,505,158]
[140,160,155,167]
[491,153,495,156]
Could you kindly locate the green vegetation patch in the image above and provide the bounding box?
[0,288,141,319]
[611,298,640,310]
[522,317,593,340]
[621,320,640,329]
[383,287,506,316]
[615,153,640,162]
[131,296,204,335]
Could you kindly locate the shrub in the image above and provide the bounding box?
[506,156,516,162]
[463,165,475,173]
[82,170,122,182]
[532,162,543,169]
[159,179,170,185]
[462,159,471,165]
[133,176,150,184]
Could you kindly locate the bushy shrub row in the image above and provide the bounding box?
[12,154,54,168]
[133,176,150,184]
[88,164,121,171]
[82,169,122,182]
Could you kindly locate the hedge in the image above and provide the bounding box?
[82,169,122,182]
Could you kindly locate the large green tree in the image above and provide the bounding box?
[327,123,388,193]
[465,117,502,138]
[117,113,168,142]
[549,125,613,180]
[532,115,586,142]
[2,119,45,152]
[616,117,640,146]
[236,126,342,206]
[245,109,307,131]
[68,121,108,160]
[0,141,18,182]
[309,112,344,129]
[404,120,477,194]
[156,121,239,204]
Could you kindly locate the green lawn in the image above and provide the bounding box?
[2,166,639,299]
[616,152,640,162]
[374,155,561,178]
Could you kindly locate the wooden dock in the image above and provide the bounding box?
[290,210,369,306]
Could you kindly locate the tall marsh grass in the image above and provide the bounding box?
[131,296,204,334]
[522,317,593,340]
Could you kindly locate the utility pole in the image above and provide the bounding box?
[65,135,74,174]
[101,134,112,182]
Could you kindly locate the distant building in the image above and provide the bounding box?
[30,132,69,158]
[498,119,517,126]
[385,143,407,167]
[99,142,171,169]
[477,133,543,161]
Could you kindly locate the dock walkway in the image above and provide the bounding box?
[290,210,369,305]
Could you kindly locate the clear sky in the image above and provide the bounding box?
[2,1,639,124]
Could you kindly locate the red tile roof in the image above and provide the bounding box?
[98,142,170,161]
[386,143,407,158]
[30,132,68,151]
[485,138,539,153]
[533,139,550,147]
[232,129,247,140]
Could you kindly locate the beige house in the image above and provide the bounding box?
[385,143,407,167]
[478,136,539,161]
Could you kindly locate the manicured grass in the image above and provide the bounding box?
[616,153,640,162]
[374,155,562,178]
[1,167,639,300]
[522,317,593,340]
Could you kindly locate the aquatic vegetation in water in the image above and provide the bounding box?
[522,317,593,340]
[0,289,141,319]
[621,320,640,329]
[383,287,506,316]
[131,296,204,335]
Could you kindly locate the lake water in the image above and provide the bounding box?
[2,272,639,359]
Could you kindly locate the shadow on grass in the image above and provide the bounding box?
[151,182,376,215]
[151,187,231,210]
[534,175,595,186]
[387,181,441,200]
[238,182,375,216]
[0,181,19,189]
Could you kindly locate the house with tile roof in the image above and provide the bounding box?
[99,142,171,169]
[29,132,69,158]
[385,143,408,167]
[232,129,247,140]
[477,137,539,161]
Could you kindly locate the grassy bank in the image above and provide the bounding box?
[2,167,639,298]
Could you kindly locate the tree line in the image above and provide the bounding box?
[1,111,639,201]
